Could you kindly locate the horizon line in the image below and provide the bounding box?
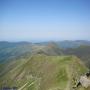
[0,40,90,43]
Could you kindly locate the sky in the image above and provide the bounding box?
[0,0,90,42]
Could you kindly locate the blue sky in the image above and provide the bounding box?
[0,0,90,42]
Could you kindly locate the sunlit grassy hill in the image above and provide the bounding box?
[0,41,90,90]
[0,55,89,90]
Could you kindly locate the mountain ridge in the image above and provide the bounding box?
[0,55,89,90]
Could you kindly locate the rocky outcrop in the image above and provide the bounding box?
[80,76,90,88]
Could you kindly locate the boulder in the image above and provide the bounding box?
[80,76,90,88]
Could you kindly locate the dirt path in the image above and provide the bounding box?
[65,65,72,90]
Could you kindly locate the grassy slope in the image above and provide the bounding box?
[0,55,89,90]
[64,45,90,68]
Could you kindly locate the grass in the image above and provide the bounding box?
[0,54,88,90]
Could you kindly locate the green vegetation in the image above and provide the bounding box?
[0,55,89,90]
[0,41,90,90]
[64,45,90,68]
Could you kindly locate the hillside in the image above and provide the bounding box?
[0,42,63,63]
[35,40,90,49]
[0,41,90,90]
[0,42,32,63]
[64,45,90,68]
[0,55,89,90]
[31,42,63,55]
[56,40,90,49]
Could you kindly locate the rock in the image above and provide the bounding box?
[80,76,90,88]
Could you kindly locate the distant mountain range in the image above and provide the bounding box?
[0,40,90,90]
[0,40,90,68]
[35,40,90,49]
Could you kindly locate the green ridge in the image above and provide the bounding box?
[0,55,89,90]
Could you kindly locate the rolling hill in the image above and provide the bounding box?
[0,41,90,90]
[35,40,90,49]
[64,45,90,68]
[0,41,63,63]
[0,55,89,90]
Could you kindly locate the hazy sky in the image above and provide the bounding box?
[0,0,90,42]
